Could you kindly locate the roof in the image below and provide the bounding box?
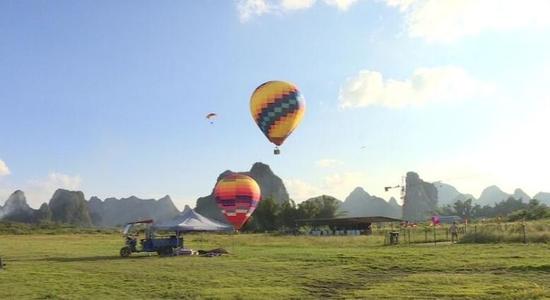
[125,219,154,225]
[152,206,233,232]
[295,216,402,226]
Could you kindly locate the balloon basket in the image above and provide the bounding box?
[274,147,280,155]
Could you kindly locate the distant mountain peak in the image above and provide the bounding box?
[483,185,503,192]
[6,190,27,204]
[348,187,370,198]
[1,190,35,222]
[403,172,438,221]
[513,188,530,202]
[477,185,510,206]
[341,187,400,219]
[158,195,172,202]
[250,162,272,173]
[87,195,179,227]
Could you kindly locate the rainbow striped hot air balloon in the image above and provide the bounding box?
[214,173,261,230]
[250,81,305,154]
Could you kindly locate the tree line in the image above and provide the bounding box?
[243,195,342,232]
[438,197,550,221]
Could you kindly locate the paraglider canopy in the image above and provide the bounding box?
[152,206,233,232]
[206,112,217,124]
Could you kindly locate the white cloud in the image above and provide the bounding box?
[316,159,343,168]
[238,0,271,22]
[237,0,356,21]
[0,160,10,176]
[339,66,488,109]
[285,171,369,202]
[384,0,415,10]
[284,178,322,201]
[8,173,82,208]
[323,0,358,11]
[25,173,82,206]
[281,0,317,10]
[384,0,550,43]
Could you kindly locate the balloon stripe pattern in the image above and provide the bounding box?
[214,173,261,230]
[250,81,305,146]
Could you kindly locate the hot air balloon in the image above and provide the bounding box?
[206,112,217,124]
[214,173,261,230]
[250,81,305,154]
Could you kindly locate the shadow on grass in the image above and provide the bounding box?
[33,254,156,263]
[509,264,550,272]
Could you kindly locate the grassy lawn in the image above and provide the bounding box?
[0,234,549,299]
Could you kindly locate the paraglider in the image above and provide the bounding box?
[250,81,305,154]
[206,112,217,124]
[214,173,261,230]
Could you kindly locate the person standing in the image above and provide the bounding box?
[450,221,459,243]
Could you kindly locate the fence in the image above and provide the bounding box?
[376,221,550,245]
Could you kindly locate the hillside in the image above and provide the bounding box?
[340,187,401,218]
[88,195,179,226]
[534,192,550,205]
[0,189,180,227]
[49,189,92,226]
[402,172,438,221]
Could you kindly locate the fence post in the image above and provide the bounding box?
[424,229,428,243]
[446,225,449,241]
[474,225,477,243]
[408,228,411,245]
[434,227,437,245]
[522,223,527,244]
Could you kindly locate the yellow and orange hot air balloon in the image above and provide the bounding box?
[250,81,305,154]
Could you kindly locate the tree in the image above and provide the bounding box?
[278,200,298,230]
[248,197,279,232]
[453,198,477,220]
[297,195,341,220]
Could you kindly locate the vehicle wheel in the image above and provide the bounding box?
[120,246,132,257]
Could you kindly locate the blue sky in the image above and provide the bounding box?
[1,0,549,208]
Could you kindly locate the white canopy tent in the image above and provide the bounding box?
[152,206,233,232]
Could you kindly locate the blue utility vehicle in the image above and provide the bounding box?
[120,219,183,257]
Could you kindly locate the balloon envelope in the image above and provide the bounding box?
[214,173,261,230]
[250,81,305,146]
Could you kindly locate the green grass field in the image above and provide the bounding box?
[1,233,549,299]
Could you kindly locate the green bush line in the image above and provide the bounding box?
[0,221,119,235]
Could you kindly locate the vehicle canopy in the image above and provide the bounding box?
[122,219,153,235]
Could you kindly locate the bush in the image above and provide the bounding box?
[0,221,119,235]
[459,222,550,244]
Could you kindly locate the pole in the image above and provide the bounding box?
[523,223,527,244]
[433,227,437,246]
[424,229,428,243]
